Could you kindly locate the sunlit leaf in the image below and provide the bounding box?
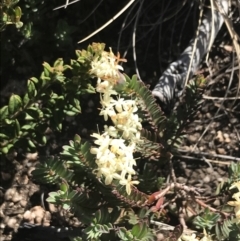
[8,94,22,115]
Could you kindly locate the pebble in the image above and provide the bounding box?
[17,174,29,185]
[0,223,5,229]
[4,188,16,201]
[20,199,28,207]
[26,152,38,161]
[213,199,220,207]
[8,202,14,207]
[12,192,22,203]
[206,167,213,174]
[1,172,11,181]
[177,176,187,183]
[203,175,211,183]
[215,131,224,143]
[223,133,231,143]
[206,112,212,118]
[6,218,18,229]
[23,210,31,220]
[188,133,200,142]
[217,148,226,155]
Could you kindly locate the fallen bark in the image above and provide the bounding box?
[152,0,229,110]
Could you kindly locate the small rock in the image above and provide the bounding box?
[48,203,57,213]
[215,131,224,143]
[213,199,220,207]
[26,152,38,161]
[31,206,45,220]
[35,216,43,224]
[157,233,165,241]
[223,133,231,143]
[206,167,213,174]
[1,172,11,181]
[217,177,224,182]
[188,133,200,143]
[43,222,51,227]
[0,223,5,229]
[203,175,211,183]
[4,188,16,201]
[217,148,226,155]
[206,112,212,118]
[23,210,31,220]
[20,199,28,207]
[8,202,14,207]
[18,174,29,185]
[6,218,17,229]
[12,192,22,203]
[177,176,187,183]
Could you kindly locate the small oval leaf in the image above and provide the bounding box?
[14,119,21,136]
[0,106,9,120]
[8,94,22,115]
[27,79,37,98]
[28,139,36,148]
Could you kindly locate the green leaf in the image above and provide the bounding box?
[43,62,53,75]
[14,119,21,136]
[73,98,81,112]
[28,139,36,148]
[25,107,42,119]
[4,119,14,125]
[41,136,47,145]
[1,146,9,154]
[0,106,9,120]
[30,77,39,84]
[62,203,70,210]
[54,58,63,67]
[7,144,14,153]
[8,94,22,115]
[23,93,30,105]
[27,79,37,98]
[0,133,8,140]
[14,6,22,20]
[64,110,78,116]
[60,182,69,193]
[21,124,35,131]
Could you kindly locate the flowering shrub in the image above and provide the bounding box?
[1,42,239,241]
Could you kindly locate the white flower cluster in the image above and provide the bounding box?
[228,181,240,224]
[90,48,142,195]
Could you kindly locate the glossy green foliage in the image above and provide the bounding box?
[0,44,104,155]
[0,0,23,31]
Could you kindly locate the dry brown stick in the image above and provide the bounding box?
[152,183,202,201]
[203,95,240,100]
[177,149,240,162]
[195,198,230,217]
[174,154,232,166]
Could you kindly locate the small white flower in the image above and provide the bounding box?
[119,173,139,195]
[228,181,240,223]
[90,48,126,83]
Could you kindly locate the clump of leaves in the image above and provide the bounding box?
[0,43,107,155]
[0,0,23,31]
